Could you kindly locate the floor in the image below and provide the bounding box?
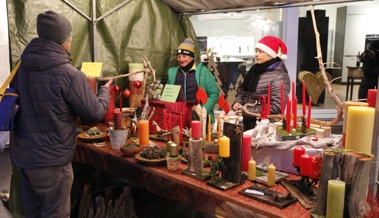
[0,83,358,218]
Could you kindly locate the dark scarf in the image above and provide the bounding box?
[242,57,281,92]
[179,59,195,73]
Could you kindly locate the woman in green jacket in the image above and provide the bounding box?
[167,38,219,123]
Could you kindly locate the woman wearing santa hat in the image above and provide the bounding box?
[232,36,291,130]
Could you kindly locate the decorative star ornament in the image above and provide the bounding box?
[234,126,241,135]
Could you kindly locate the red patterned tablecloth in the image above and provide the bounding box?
[74,136,311,218]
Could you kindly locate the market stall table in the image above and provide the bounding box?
[74,136,312,218]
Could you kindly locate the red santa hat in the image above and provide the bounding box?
[255,36,288,59]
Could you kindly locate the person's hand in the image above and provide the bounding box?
[233,103,242,111]
[103,79,113,88]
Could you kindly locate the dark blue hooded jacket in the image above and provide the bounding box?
[10,38,110,169]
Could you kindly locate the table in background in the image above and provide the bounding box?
[346,66,364,101]
[74,139,310,218]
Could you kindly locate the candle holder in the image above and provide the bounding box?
[181,138,211,181]
[292,164,317,200]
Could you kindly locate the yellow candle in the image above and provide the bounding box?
[138,120,149,146]
[248,158,256,181]
[218,136,230,158]
[267,163,276,186]
[342,102,368,146]
[326,180,346,218]
[345,106,375,154]
[207,114,211,142]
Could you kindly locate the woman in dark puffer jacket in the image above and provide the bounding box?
[232,36,291,130]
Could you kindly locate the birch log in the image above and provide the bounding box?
[315,150,373,218]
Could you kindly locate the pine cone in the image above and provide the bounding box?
[282,118,287,130]
[301,116,307,133]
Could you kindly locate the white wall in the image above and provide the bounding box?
[0,0,10,149]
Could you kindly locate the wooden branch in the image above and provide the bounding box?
[143,56,156,82]
[100,69,150,80]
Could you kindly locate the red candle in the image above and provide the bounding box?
[267,83,271,115]
[180,114,183,142]
[292,81,296,115]
[367,89,377,108]
[293,97,297,129]
[163,110,166,130]
[310,154,322,180]
[260,95,267,119]
[280,82,284,114]
[104,85,115,125]
[302,81,306,115]
[300,153,312,177]
[286,97,291,133]
[307,97,312,129]
[293,146,305,167]
[114,108,122,130]
[169,112,172,131]
[242,134,252,172]
[191,121,201,139]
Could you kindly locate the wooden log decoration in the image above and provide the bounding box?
[314,150,373,218]
[188,138,204,174]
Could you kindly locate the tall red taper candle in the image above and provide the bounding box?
[267,83,271,115]
[302,81,306,115]
[280,82,284,114]
[293,97,297,129]
[292,81,296,115]
[260,95,267,119]
[286,97,291,133]
[242,134,252,172]
[307,97,312,129]
[180,114,183,142]
[163,110,166,130]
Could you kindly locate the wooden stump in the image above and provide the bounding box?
[315,150,373,218]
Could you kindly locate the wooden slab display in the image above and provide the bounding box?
[207,178,240,191]
[281,180,316,209]
[204,142,218,154]
[238,185,298,209]
[180,170,211,181]
[254,171,289,185]
[222,123,244,184]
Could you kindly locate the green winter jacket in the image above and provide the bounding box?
[167,63,219,123]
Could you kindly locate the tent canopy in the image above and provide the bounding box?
[162,0,368,15]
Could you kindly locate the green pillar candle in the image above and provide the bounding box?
[167,140,174,152]
[326,179,345,218]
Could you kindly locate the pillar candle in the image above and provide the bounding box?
[307,97,312,129]
[267,163,276,186]
[248,157,256,181]
[242,134,252,172]
[345,106,375,154]
[293,146,305,167]
[286,97,291,133]
[342,102,368,147]
[191,121,201,139]
[280,82,284,114]
[310,154,322,180]
[170,143,179,156]
[302,81,306,115]
[300,153,312,177]
[367,89,377,108]
[218,136,230,158]
[326,180,346,218]
[293,97,297,129]
[207,114,211,142]
[114,109,122,130]
[267,83,271,115]
[138,120,149,146]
